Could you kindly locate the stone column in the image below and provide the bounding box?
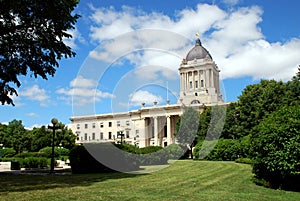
[211,70,213,88]
[142,118,148,147]
[167,115,172,145]
[185,72,188,90]
[205,70,208,87]
[192,71,195,91]
[154,116,158,146]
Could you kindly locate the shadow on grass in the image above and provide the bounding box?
[0,170,142,193]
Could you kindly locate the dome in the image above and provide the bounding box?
[186,38,212,61]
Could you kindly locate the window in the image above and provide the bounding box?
[126,120,130,126]
[117,121,120,127]
[126,131,130,138]
[191,100,200,104]
[85,124,88,129]
[190,81,193,89]
[84,133,87,141]
[108,122,112,127]
[100,132,103,140]
[92,123,96,128]
[108,132,112,139]
[100,122,103,128]
[92,133,95,140]
[201,80,204,87]
[195,80,198,88]
[135,130,139,138]
[76,124,80,129]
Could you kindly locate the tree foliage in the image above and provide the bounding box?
[0,0,80,105]
[251,106,300,190]
[175,107,199,146]
[0,119,76,154]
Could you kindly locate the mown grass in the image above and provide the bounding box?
[0,160,299,201]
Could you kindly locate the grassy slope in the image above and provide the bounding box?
[0,160,299,201]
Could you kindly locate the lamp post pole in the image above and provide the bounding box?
[48,118,58,174]
[0,143,3,159]
[59,143,62,160]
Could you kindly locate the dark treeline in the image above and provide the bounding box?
[0,120,76,154]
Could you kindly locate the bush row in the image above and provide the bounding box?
[193,137,251,161]
[1,157,49,169]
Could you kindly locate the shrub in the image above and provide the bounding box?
[39,147,70,158]
[235,158,253,165]
[1,157,48,169]
[194,138,251,161]
[1,148,16,158]
[140,146,163,154]
[22,157,48,168]
[14,152,46,158]
[115,144,170,165]
[251,106,300,191]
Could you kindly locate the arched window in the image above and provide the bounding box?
[191,100,200,104]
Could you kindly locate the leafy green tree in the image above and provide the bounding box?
[29,126,52,152]
[55,122,77,150]
[175,107,199,145]
[0,0,80,105]
[237,80,287,137]
[175,107,199,158]
[0,123,8,145]
[251,106,300,190]
[197,107,211,140]
[30,122,76,151]
[5,119,29,153]
[221,102,244,139]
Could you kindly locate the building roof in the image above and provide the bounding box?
[186,38,212,61]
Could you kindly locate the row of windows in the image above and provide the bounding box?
[81,130,132,141]
[189,80,204,89]
[77,120,131,130]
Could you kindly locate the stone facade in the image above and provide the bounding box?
[70,38,225,147]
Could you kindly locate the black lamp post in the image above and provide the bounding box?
[48,118,58,174]
[0,143,3,159]
[117,131,124,144]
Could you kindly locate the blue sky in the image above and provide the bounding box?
[1,0,300,129]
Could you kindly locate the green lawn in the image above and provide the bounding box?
[0,160,299,201]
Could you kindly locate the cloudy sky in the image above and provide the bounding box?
[1,0,299,128]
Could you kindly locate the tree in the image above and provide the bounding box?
[5,119,29,153]
[0,0,80,105]
[175,107,199,158]
[30,122,76,151]
[29,126,52,152]
[251,106,300,191]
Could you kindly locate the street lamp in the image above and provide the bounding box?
[59,143,62,160]
[48,118,59,174]
[0,144,3,159]
[117,130,125,144]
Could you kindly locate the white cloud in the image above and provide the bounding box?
[86,4,300,81]
[26,112,39,118]
[63,26,86,49]
[19,84,50,106]
[128,90,163,106]
[56,76,115,106]
[222,0,240,6]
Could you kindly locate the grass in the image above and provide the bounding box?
[0,160,299,201]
